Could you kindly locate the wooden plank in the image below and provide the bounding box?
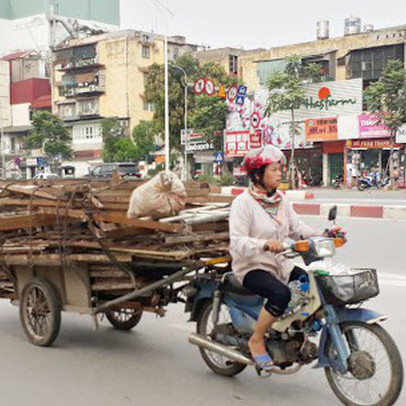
[90,270,130,278]
[0,214,61,231]
[164,232,229,245]
[91,282,135,291]
[5,185,60,201]
[39,208,88,221]
[186,195,234,204]
[0,198,71,208]
[3,253,133,266]
[93,213,184,233]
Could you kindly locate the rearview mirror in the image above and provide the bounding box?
[328,206,337,221]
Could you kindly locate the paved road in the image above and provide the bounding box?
[309,188,406,206]
[0,217,404,406]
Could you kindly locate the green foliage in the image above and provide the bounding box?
[147,163,164,178]
[102,118,156,163]
[145,54,238,151]
[265,55,323,188]
[365,60,406,133]
[196,172,235,186]
[132,120,155,160]
[27,111,73,163]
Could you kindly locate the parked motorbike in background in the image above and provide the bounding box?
[357,172,390,191]
[184,206,403,406]
[332,175,343,189]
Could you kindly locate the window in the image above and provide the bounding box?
[229,55,238,75]
[144,72,149,87]
[142,45,150,59]
[73,123,102,144]
[10,137,15,154]
[59,103,75,118]
[347,44,404,80]
[78,99,98,116]
[144,101,155,111]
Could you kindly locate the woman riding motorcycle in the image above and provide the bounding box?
[229,145,317,371]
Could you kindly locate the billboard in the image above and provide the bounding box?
[305,117,338,142]
[227,78,363,148]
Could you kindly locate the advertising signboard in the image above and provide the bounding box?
[224,130,249,157]
[305,117,338,141]
[358,114,391,138]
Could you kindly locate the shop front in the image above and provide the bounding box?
[346,138,404,188]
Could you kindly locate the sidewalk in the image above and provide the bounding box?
[220,186,406,220]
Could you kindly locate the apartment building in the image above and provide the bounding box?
[52,30,199,176]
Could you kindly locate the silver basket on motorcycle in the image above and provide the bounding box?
[316,268,379,306]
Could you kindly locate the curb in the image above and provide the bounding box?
[221,187,315,201]
[292,203,406,221]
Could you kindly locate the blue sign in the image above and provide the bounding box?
[236,95,246,106]
[237,85,247,96]
[36,157,48,168]
[214,151,224,162]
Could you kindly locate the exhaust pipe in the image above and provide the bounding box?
[189,333,253,365]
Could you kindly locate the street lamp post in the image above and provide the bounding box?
[173,66,188,181]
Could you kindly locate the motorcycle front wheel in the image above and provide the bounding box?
[196,301,247,377]
[357,182,368,191]
[325,322,403,406]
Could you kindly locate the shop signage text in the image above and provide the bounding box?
[347,139,401,149]
[305,117,338,141]
[359,114,391,139]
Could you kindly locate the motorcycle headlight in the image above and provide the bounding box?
[313,238,336,258]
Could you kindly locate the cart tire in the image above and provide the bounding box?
[19,278,62,347]
[105,309,143,331]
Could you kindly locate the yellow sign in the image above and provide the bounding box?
[217,85,227,99]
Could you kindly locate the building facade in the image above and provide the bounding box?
[52,30,199,176]
[216,21,406,187]
[0,0,120,57]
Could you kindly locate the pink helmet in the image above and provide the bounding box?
[242,145,286,173]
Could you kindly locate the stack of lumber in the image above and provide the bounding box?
[0,178,233,295]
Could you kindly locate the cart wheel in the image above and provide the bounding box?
[105,309,143,331]
[19,278,62,347]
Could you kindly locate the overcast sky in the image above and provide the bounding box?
[120,0,406,49]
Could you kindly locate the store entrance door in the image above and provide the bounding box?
[329,153,343,185]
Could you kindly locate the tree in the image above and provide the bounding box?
[265,55,323,188]
[145,54,238,155]
[27,111,73,168]
[101,118,155,162]
[365,60,406,188]
[132,120,155,160]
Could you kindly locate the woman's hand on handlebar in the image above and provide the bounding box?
[264,240,285,253]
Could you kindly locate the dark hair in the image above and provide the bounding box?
[248,165,267,186]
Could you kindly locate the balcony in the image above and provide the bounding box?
[59,84,105,98]
[56,58,104,72]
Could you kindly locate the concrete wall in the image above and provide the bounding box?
[11,103,30,126]
[98,33,165,132]
[239,26,406,91]
[0,60,11,127]
[0,0,120,25]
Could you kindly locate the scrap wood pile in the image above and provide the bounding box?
[0,174,234,296]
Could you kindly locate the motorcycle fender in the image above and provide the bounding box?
[188,280,217,322]
[314,308,386,369]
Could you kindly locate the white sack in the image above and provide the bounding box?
[127,171,186,219]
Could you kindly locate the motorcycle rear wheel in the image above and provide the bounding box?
[196,301,247,377]
[325,322,403,406]
[357,182,368,191]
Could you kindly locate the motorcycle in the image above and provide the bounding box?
[184,206,403,406]
[332,175,343,189]
[358,173,390,191]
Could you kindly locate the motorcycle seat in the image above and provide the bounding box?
[221,273,256,295]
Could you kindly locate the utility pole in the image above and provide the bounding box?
[173,66,188,181]
[164,34,170,172]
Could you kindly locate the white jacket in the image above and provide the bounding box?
[229,191,316,284]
